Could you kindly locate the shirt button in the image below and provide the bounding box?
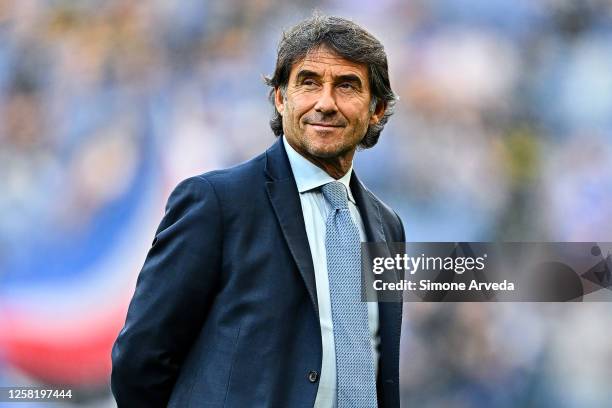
[308,370,319,383]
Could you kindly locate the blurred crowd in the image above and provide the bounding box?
[1,0,612,407]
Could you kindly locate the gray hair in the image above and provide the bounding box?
[264,13,397,149]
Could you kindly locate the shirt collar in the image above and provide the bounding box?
[283,135,356,204]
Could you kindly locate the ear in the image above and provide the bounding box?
[274,87,285,116]
[369,99,387,126]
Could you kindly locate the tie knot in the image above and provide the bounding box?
[321,181,349,210]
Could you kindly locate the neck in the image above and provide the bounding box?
[283,136,356,179]
[304,153,353,179]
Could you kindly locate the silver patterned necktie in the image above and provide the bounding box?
[321,181,378,408]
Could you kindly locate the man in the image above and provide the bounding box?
[111,14,404,408]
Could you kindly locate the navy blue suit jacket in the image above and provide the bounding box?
[111,138,405,407]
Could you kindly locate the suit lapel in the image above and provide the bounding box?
[351,172,403,393]
[350,173,386,244]
[265,138,319,316]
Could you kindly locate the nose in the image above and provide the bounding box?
[314,84,338,114]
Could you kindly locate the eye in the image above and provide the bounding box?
[302,79,317,87]
[338,82,355,90]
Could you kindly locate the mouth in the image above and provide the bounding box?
[306,122,344,130]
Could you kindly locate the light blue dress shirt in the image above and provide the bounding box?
[282,136,380,408]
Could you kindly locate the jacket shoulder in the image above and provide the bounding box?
[173,151,267,199]
[197,151,266,185]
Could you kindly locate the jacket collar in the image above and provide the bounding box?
[264,138,319,315]
[264,137,390,315]
[265,137,386,242]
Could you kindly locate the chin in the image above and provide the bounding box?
[309,148,341,159]
[306,141,350,159]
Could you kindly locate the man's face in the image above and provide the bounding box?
[274,45,385,163]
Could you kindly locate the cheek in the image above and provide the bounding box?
[344,108,369,130]
[289,93,317,115]
[285,99,304,123]
[340,99,371,123]
[283,104,301,131]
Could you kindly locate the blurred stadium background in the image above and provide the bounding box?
[1,0,612,407]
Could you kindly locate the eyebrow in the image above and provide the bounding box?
[294,70,364,88]
[295,69,319,83]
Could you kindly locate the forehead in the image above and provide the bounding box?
[289,45,369,81]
